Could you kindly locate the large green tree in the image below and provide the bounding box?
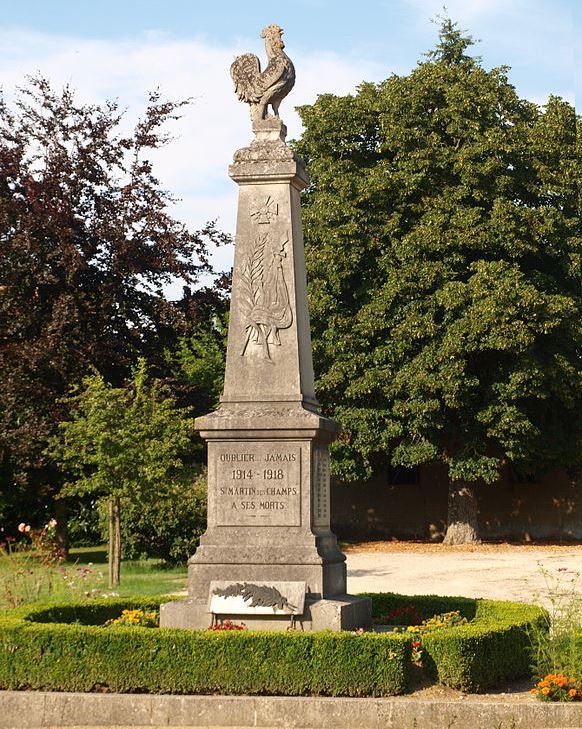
[0,77,228,528]
[294,20,581,543]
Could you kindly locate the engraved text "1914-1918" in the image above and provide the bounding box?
[215,444,301,526]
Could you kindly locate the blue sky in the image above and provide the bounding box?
[1,0,577,290]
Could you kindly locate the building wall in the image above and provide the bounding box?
[330,462,581,542]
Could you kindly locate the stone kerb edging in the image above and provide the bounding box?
[2,691,581,729]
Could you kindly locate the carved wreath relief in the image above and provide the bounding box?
[213,582,298,613]
[240,195,293,362]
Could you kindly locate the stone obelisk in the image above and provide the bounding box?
[161,25,370,631]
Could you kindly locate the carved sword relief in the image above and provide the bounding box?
[240,196,293,362]
[250,195,278,224]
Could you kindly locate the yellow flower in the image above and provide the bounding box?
[541,687,551,695]
[568,689,577,697]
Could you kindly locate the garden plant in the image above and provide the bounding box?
[0,592,547,696]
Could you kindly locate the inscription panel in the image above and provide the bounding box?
[312,445,330,528]
[215,442,301,526]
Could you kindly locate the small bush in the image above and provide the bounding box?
[0,593,546,696]
[363,592,547,691]
[0,596,409,696]
[120,474,207,565]
[66,498,103,547]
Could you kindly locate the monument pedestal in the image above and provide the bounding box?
[161,116,370,632]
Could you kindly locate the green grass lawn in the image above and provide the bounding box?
[0,544,187,610]
[70,545,187,597]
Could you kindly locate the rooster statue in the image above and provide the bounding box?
[230,24,295,125]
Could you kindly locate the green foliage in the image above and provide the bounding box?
[65,497,102,547]
[120,471,207,565]
[47,360,198,580]
[294,19,581,485]
[49,359,196,504]
[0,76,228,523]
[0,593,547,695]
[528,566,582,681]
[363,591,547,690]
[367,592,478,621]
[0,597,410,696]
[168,315,227,417]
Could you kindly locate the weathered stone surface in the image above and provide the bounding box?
[230,25,295,125]
[3,690,582,728]
[161,27,368,632]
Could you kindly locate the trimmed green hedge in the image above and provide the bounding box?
[0,596,410,696]
[364,591,548,691]
[0,593,546,696]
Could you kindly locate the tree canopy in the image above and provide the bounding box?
[0,77,228,525]
[294,19,581,540]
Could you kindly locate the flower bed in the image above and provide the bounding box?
[531,673,580,702]
[0,592,547,696]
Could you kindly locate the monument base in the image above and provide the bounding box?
[160,594,371,632]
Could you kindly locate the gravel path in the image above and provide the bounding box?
[344,542,582,609]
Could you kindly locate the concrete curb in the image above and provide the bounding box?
[1,691,581,729]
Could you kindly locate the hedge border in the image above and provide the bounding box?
[0,593,546,696]
[0,596,410,697]
[364,591,548,691]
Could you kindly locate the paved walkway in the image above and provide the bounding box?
[344,543,582,610]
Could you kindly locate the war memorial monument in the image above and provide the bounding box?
[161,24,370,632]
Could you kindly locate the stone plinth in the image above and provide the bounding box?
[161,115,370,632]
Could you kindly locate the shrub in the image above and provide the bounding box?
[0,593,546,696]
[0,596,410,697]
[363,592,547,691]
[66,498,102,547]
[366,591,478,622]
[120,473,207,565]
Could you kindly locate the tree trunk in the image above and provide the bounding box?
[442,481,480,544]
[108,499,114,588]
[108,497,122,588]
[54,499,69,561]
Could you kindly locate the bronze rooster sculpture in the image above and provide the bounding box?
[230,24,295,124]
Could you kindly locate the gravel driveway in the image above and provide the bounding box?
[344,542,582,610]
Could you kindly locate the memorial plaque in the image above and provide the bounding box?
[312,445,330,528]
[208,580,306,616]
[214,442,301,526]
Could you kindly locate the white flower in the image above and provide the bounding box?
[48,518,57,529]
[17,523,26,533]
[24,525,31,533]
